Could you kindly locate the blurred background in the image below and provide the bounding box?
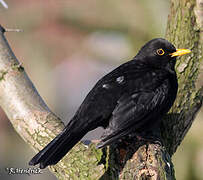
[0,0,202,180]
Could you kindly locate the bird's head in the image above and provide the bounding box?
[136,38,191,70]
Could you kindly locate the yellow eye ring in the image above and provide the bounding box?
[156,48,165,56]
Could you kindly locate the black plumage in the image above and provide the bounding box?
[29,38,191,169]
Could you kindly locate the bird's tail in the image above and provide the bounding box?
[29,119,87,169]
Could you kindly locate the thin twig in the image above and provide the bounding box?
[0,0,8,9]
[5,28,23,33]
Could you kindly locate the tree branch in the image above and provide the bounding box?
[163,0,203,155]
[0,25,104,179]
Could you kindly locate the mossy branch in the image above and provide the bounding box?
[0,25,104,180]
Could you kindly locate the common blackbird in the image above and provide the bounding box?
[29,38,191,169]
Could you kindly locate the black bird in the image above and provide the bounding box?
[29,38,191,169]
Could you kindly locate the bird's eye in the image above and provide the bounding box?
[156,49,165,56]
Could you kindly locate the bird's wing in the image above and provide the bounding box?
[74,60,146,128]
[97,86,168,148]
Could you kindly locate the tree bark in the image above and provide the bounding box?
[0,0,202,179]
[163,0,203,156]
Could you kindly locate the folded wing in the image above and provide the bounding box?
[97,87,167,148]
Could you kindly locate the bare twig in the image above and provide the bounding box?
[5,28,23,32]
[0,0,8,9]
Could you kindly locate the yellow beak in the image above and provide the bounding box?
[170,49,191,57]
